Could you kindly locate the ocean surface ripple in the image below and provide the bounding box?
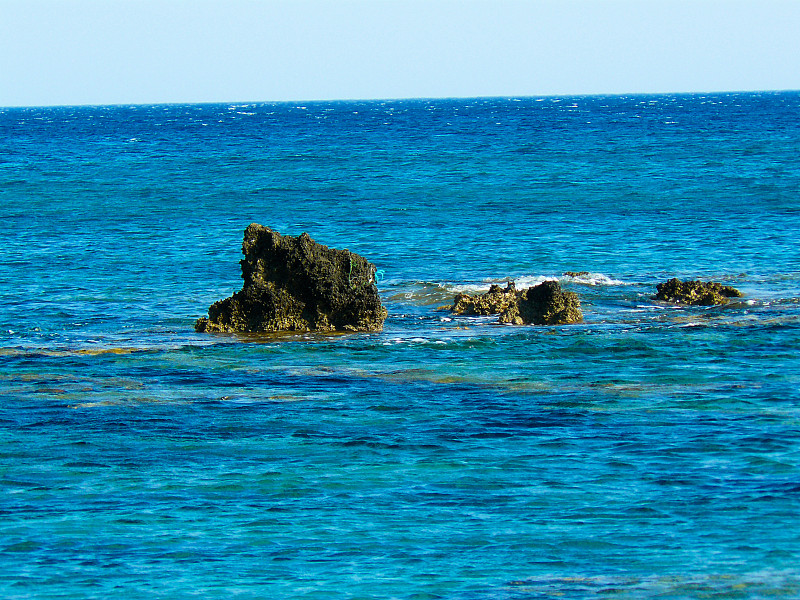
[1,92,800,599]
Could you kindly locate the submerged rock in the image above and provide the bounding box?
[451,280,582,325]
[195,224,387,333]
[655,278,742,306]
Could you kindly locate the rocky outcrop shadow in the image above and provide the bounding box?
[196,224,387,333]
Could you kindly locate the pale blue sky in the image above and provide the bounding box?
[1,0,799,107]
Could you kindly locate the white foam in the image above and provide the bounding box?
[508,275,557,288]
[637,304,681,310]
[559,272,628,286]
[448,273,630,289]
[394,273,631,306]
[447,282,503,294]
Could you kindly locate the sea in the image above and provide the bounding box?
[1,92,799,599]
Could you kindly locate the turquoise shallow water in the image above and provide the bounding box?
[1,93,800,598]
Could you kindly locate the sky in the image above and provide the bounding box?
[1,0,799,107]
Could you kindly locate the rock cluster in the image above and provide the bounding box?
[195,224,387,333]
[194,225,750,336]
[451,280,582,325]
[655,278,742,306]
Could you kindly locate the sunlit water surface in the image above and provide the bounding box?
[1,93,800,599]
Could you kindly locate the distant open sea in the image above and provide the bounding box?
[2,93,800,599]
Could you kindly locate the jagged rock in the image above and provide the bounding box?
[196,224,387,333]
[452,281,518,316]
[451,280,582,325]
[655,278,742,306]
[563,271,589,277]
[499,281,583,325]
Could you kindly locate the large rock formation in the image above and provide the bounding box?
[655,278,742,306]
[451,280,582,325]
[195,224,387,333]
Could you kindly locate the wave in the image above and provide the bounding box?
[384,273,629,306]
[558,272,629,286]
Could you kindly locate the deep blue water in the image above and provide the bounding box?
[1,93,800,599]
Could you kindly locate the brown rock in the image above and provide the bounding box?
[196,224,387,333]
[655,278,742,306]
[500,280,583,325]
[452,281,518,316]
[451,280,582,325]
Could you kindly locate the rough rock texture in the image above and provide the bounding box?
[451,280,582,325]
[499,281,583,325]
[195,224,387,333]
[452,282,519,316]
[655,278,742,306]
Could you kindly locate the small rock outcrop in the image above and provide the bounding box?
[195,224,387,333]
[452,282,519,316]
[655,278,742,306]
[500,280,583,325]
[451,280,582,325]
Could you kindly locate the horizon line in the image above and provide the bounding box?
[2,88,799,110]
